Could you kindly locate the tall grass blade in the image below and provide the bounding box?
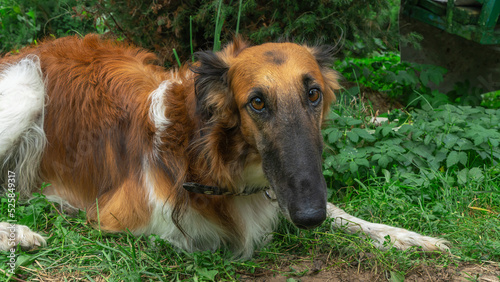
[213,0,223,52]
[173,48,182,68]
[190,15,194,62]
[236,0,242,35]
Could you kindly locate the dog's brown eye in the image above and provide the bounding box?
[250,97,265,112]
[308,89,321,104]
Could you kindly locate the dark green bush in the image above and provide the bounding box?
[85,0,400,64]
[1,0,401,64]
[0,0,95,53]
[336,53,453,106]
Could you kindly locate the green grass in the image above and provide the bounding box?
[0,162,498,280]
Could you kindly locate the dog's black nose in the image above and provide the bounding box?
[290,208,326,230]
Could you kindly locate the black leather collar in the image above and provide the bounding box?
[182,182,269,196]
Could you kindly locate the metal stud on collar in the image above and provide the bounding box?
[265,190,277,202]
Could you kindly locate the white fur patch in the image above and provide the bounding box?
[327,202,450,251]
[0,222,46,251]
[0,56,45,156]
[0,55,47,196]
[140,165,278,258]
[138,168,225,252]
[237,160,270,193]
[231,193,278,258]
[149,81,172,147]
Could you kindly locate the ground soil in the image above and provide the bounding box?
[240,257,500,282]
[361,88,404,115]
[341,83,404,116]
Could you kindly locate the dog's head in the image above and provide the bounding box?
[193,39,339,229]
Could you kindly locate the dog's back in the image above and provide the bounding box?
[0,35,279,257]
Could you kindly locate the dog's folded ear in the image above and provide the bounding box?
[305,45,341,117]
[191,38,250,124]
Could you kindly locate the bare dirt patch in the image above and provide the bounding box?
[240,256,500,282]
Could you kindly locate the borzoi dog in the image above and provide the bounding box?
[0,35,448,258]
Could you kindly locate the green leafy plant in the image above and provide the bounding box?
[336,53,449,107]
[322,103,500,189]
[0,0,95,54]
[481,90,500,109]
[0,1,39,53]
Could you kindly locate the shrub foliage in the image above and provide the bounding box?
[323,103,500,190]
[1,0,400,64]
[0,0,95,53]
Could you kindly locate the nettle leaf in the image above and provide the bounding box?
[430,120,445,128]
[443,134,459,149]
[352,128,376,142]
[402,151,416,165]
[328,129,343,144]
[196,268,218,281]
[324,155,336,168]
[457,167,485,184]
[398,124,413,134]
[446,151,459,168]
[449,125,465,133]
[412,129,425,141]
[347,131,359,143]
[458,168,469,184]
[355,158,370,167]
[412,145,434,160]
[395,70,418,86]
[435,148,448,162]
[420,65,446,86]
[362,67,372,78]
[427,157,441,171]
[468,167,485,182]
[349,161,358,174]
[402,173,426,186]
[454,138,474,150]
[346,86,360,96]
[473,135,485,146]
[458,151,468,166]
[346,117,363,126]
[382,124,393,137]
[490,138,499,147]
[378,155,391,168]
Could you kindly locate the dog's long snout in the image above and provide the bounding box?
[262,130,328,229]
[284,170,327,229]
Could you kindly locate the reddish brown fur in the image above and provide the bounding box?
[1,35,338,245]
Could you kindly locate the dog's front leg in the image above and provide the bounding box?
[326,203,450,252]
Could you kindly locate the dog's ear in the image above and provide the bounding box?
[192,50,230,122]
[306,45,340,117]
[192,38,250,124]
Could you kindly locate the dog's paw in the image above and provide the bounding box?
[368,227,450,252]
[327,203,450,252]
[0,222,46,251]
